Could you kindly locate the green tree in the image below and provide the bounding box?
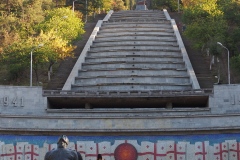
[0,12,20,54]
[2,29,75,83]
[151,0,179,11]
[2,40,30,81]
[31,30,75,82]
[112,0,125,11]
[182,0,227,52]
[0,0,23,13]
[88,0,103,17]
[1,5,84,83]
[102,0,113,12]
[37,7,85,41]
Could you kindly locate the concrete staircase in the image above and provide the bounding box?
[67,10,199,92]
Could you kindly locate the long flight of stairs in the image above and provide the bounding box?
[70,10,198,92]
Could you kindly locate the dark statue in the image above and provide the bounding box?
[44,135,79,160]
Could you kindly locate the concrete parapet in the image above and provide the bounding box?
[171,19,200,89]
[4,85,240,133]
[163,9,171,20]
[103,10,113,21]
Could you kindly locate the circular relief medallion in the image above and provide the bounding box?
[114,143,138,160]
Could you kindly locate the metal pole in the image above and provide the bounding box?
[217,42,230,84]
[30,50,33,87]
[178,0,179,12]
[227,48,230,84]
[73,0,75,13]
[30,44,43,87]
[85,0,87,23]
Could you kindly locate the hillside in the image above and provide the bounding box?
[46,14,107,89]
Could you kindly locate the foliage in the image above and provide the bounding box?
[0,2,85,83]
[122,0,134,10]
[0,13,20,53]
[151,0,180,11]
[231,53,240,72]
[88,0,103,15]
[182,0,227,53]
[0,0,23,13]
[223,2,240,25]
[35,30,75,64]
[102,0,113,12]
[181,0,240,73]
[112,0,126,11]
[37,7,85,41]
[2,39,33,80]
[183,17,227,50]
[2,30,75,82]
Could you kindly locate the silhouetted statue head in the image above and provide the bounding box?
[57,135,69,148]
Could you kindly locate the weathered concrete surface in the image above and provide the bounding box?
[0,85,240,134]
[63,10,199,91]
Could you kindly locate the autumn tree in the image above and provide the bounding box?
[112,0,125,11]
[37,7,85,41]
[1,4,85,84]
[35,7,85,81]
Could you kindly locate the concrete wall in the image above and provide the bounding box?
[0,86,47,115]
[0,85,240,134]
[209,84,240,114]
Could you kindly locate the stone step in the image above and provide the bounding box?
[78,68,188,77]
[71,83,193,91]
[98,28,174,33]
[68,10,197,92]
[102,21,171,27]
[87,50,181,57]
[97,31,174,37]
[94,36,176,42]
[110,15,165,19]
[89,45,180,52]
[101,25,172,30]
[92,41,178,47]
[84,56,183,63]
[113,10,164,14]
[75,76,190,84]
[111,14,165,17]
[111,13,165,16]
[82,61,185,70]
[86,53,181,58]
[109,17,167,21]
[111,12,165,16]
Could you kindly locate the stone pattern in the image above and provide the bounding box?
[1,139,240,160]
